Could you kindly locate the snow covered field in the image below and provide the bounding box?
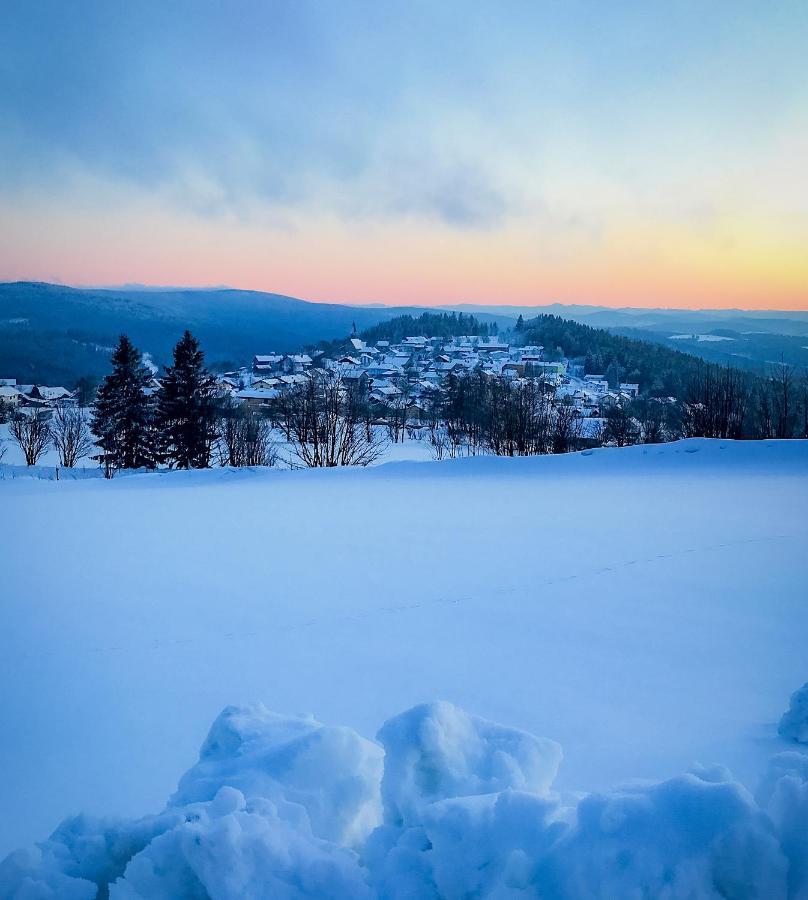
[0,420,437,474]
[2,439,808,895]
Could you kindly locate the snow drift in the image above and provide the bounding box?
[3,698,807,899]
[779,683,808,745]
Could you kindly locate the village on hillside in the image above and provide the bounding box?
[1,328,647,468]
[218,332,640,441]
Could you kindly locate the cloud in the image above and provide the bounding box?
[1,0,806,234]
[0,1,522,227]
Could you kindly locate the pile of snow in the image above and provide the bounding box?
[2,438,807,864]
[779,683,808,744]
[3,698,807,899]
[170,703,383,847]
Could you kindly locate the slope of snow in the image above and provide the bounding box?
[0,421,435,472]
[1,439,807,878]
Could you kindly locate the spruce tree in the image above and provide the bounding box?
[91,335,156,476]
[155,331,217,468]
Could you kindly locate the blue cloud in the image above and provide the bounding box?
[1,0,806,228]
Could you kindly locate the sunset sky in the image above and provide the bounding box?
[1,1,807,309]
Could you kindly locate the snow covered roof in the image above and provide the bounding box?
[32,386,73,400]
[372,385,402,396]
[237,388,279,400]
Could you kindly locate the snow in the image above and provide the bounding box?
[376,702,562,828]
[0,421,97,470]
[779,683,808,744]
[1,438,808,893]
[669,333,736,342]
[1,699,806,898]
[170,703,383,847]
[0,422,436,471]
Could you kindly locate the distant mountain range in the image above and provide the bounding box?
[443,303,808,372]
[2,281,806,386]
[0,282,510,386]
[443,303,808,336]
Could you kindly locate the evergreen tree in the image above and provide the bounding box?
[515,314,525,332]
[155,331,217,468]
[91,335,156,476]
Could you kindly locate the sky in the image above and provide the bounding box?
[1,0,807,309]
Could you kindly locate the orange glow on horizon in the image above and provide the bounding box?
[1,200,806,312]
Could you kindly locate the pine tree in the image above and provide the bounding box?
[91,335,156,477]
[515,314,525,332]
[155,331,217,468]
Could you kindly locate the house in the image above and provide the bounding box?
[341,368,370,399]
[620,383,640,398]
[476,339,509,353]
[0,385,21,406]
[282,354,313,374]
[236,388,278,410]
[370,384,402,403]
[252,354,283,374]
[216,376,241,393]
[584,378,609,395]
[277,374,309,390]
[501,362,525,378]
[27,385,76,405]
[252,377,280,391]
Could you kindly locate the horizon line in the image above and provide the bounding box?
[3,279,808,316]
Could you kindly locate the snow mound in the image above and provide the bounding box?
[779,683,808,744]
[110,788,373,899]
[538,773,786,899]
[171,703,383,847]
[376,700,562,827]
[2,699,808,899]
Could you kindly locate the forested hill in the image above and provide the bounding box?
[522,314,723,397]
[315,311,496,355]
[0,282,421,386]
[0,283,516,387]
[360,310,498,343]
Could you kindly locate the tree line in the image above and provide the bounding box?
[315,310,495,357]
[1,332,271,474]
[3,321,806,473]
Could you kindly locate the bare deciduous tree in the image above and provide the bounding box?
[51,402,94,467]
[682,363,748,439]
[602,402,639,447]
[274,369,387,467]
[10,411,52,466]
[771,357,795,439]
[551,397,583,454]
[217,401,277,467]
[0,399,15,424]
